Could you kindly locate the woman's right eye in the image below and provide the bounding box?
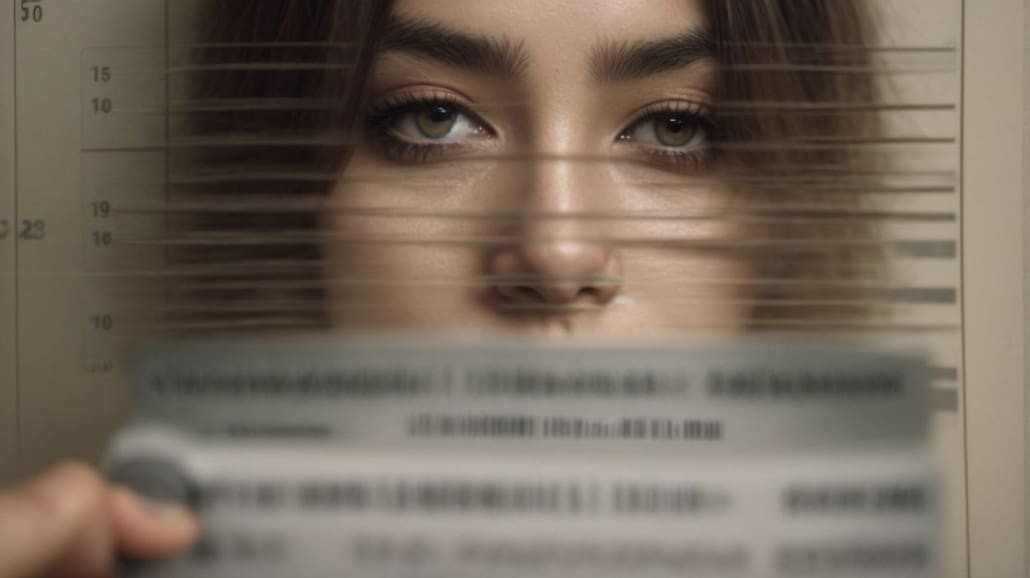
[383,101,489,144]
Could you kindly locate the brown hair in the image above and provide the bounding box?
[169,0,395,331]
[169,0,882,333]
[711,1,884,329]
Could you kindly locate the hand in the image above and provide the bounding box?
[0,462,198,578]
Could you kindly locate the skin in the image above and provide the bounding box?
[0,1,751,575]
[0,463,197,578]
[325,0,751,338]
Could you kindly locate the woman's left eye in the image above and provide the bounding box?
[388,102,487,144]
[622,113,710,149]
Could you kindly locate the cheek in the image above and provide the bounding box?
[320,180,486,328]
[616,243,753,331]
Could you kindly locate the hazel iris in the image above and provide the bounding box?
[415,104,459,139]
[655,115,697,147]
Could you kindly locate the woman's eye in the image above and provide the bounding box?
[415,105,458,138]
[389,102,485,143]
[625,113,709,149]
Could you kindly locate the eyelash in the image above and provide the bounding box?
[365,91,486,163]
[364,94,718,170]
[618,102,718,171]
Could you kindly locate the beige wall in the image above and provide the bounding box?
[965,0,1028,576]
[1024,0,1030,572]
[1,0,18,488]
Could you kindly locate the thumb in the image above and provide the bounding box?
[0,463,107,578]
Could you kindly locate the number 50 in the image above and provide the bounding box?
[20,0,43,23]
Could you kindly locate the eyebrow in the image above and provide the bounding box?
[591,29,715,82]
[381,17,530,79]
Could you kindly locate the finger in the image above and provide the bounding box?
[108,487,199,559]
[0,463,107,578]
[48,500,114,578]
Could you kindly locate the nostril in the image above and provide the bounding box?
[512,285,548,304]
[486,239,623,311]
[494,277,621,307]
[582,279,621,305]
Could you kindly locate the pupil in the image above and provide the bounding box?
[664,116,686,133]
[429,105,455,124]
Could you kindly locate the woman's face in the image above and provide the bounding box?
[323,0,751,339]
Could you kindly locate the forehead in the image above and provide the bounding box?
[388,0,709,56]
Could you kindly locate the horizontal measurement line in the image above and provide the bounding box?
[149,290,957,306]
[113,206,958,224]
[85,319,965,335]
[138,100,958,114]
[112,235,957,258]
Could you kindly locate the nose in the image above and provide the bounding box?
[490,236,621,307]
[487,156,622,310]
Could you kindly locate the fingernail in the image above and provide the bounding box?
[141,497,190,521]
[122,488,194,525]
